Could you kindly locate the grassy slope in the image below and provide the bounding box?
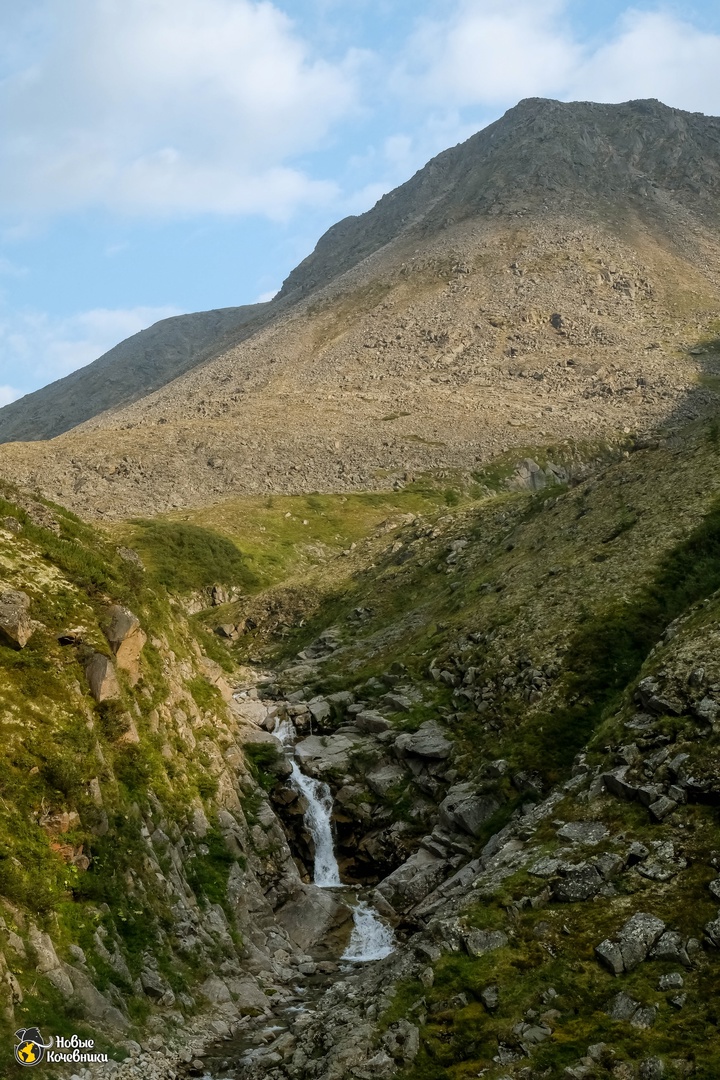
[0,484,242,1070]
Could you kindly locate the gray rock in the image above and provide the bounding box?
[639,1057,665,1079]
[356,709,391,733]
[294,732,364,775]
[84,652,121,702]
[0,590,33,649]
[650,931,690,967]
[439,783,500,837]
[366,762,407,797]
[553,863,603,903]
[199,974,232,1004]
[480,985,499,1010]
[627,841,649,864]
[632,1005,658,1029]
[607,991,640,1020]
[557,821,609,845]
[395,721,452,759]
[658,973,684,990]
[601,766,636,800]
[709,878,720,902]
[140,968,168,1000]
[383,1020,420,1062]
[465,929,508,957]
[595,938,624,975]
[597,912,665,973]
[529,856,560,878]
[376,849,448,911]
[618,912,666,970]
[308,698,331,724]
[275,885,353,951]
[225,976,270,1015]
[649,796,678,821]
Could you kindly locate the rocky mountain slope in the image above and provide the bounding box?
[1,98,720,516]
[0,303,267,443]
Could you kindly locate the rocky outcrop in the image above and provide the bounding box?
[104,605,147,684]
[84,652,121,702]
[0,589,33,648]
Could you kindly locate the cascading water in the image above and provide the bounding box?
[342,901,395,962]
[287,763,341,887]
[273,717,394,962]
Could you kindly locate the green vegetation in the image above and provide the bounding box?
[127,518,257,593]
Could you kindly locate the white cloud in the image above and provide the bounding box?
[0,305,181,396]
[0,386,21,407]
[0,0,361,220]
[396,2,720,117]
[570,10,720,112]
[396,0,580,107]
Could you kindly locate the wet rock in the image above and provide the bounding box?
[0,590,33,649]
[294,732,365,776]
[439,783,501,837]
[275,885,353,952]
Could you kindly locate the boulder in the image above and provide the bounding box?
[104,605,146,684]
[0,590,33,649]
[395,721,452,760]
[556,821,609,845]
[376,849,448,911]
[356,709,391,733]
[596,912,666,974]
[275,886,353,953]
[366,763,407,798]
[225,976,270,1016]
[439,783,500,837]
[294,733,365,776]
[199,974,232,1004]
[84,653,121,702]
[553,863,604,903]
[465,929,508,957]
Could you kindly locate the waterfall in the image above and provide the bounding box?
[341,901,395,962]
[273,715,394,961]
[287,762,341,888]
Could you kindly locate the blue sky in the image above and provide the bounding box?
[2,0,720,404]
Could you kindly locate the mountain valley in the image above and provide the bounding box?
[0,98,720,1080]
